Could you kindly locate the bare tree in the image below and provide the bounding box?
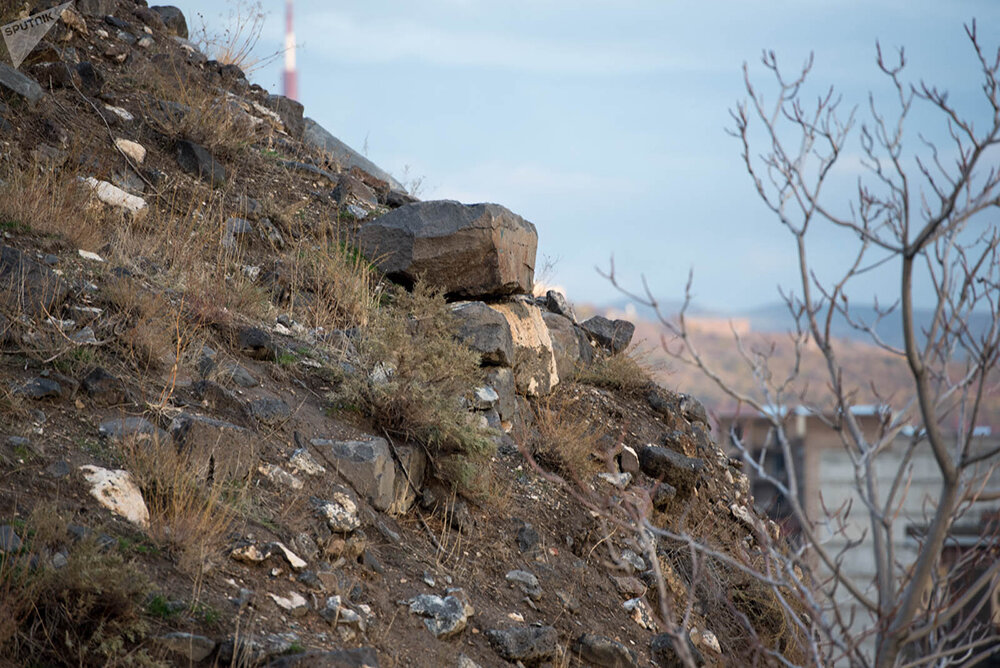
[606,21,1000,667]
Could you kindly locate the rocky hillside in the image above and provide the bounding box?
[0,3,801,667]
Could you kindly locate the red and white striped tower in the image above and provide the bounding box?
[283,0,298,100]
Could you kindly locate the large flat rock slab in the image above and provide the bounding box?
[360,201,537,299]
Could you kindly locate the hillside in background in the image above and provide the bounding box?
[585,301,1000,431]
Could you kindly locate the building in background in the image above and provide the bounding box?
[719,407,1000,662]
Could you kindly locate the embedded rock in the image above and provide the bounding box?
[451,301,514,366]
[407,592,474,639]
[0,245,69,315]
[79,465,149,527]
[0,63,44,105]
[150,6,188,38]
[99,417,170,445]
[314,489,362,533]
[310,437,395,511]
[359,201,537,299]
[264,648,379,668]
[580,315,635,354]
[638,445,705,494]
[82,178,147,214]
[485,366,516,423]
[545,289,576,321]
[489,301,558,396]
[303,117,404,192]
[176,140,226,187]
[388,443,426,516]
[170,413,255,481]
[156,633,216,663]
[78,0,119,17]
[266,94,305,140]
[542,311,593,379]
[486,626,559,664]
[573,634,638,667]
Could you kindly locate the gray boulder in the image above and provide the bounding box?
[150,6,188,38]
[303,117,404,192]
[266,94,304,140]
[545,290,576,321]
[485,367,516,423]
[451,301,514,366]
[310,437,395,511]
[573,634,638,667]
[176,140,225,187]
[0,246,69,315]
[638,445,705,494]
[170,413,255,481]
[359,201,537,299]
[580,315,635,354]
[542,312,592,379]
[486,626,559,664]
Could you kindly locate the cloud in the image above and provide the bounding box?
[429,162,640,203]
[299,10,716,76]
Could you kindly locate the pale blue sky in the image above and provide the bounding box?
[173,1,1000,311]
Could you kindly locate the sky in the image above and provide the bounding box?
[172,0,1000,313]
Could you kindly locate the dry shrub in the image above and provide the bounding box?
[119,435,242,577]
[135,58,258,160]
[342,284,493,490]
[189,1,280,73]
[103,278,181,372]
[0,508,160,667]
[0,160,108,250]
[284,240,381,331]
[572,344,659,395]
[527,389,604,477]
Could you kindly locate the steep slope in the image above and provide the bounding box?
[0,3,800,667]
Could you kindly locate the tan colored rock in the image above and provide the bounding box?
[489,300,559,397]
[114,138,146,164]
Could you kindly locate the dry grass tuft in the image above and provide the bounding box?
[527,388,605,477]
[0,507,161,666]
[283,239,381,331]
[119,435,243,578]
[572,344,660,395]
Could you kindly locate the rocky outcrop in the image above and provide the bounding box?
[489,300,559,397]
[359,201,537,299]
[580,315,636,354]
[303,117,405,192]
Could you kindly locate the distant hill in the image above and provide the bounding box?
[587,298,1000,429]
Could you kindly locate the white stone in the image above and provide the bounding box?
[316,491,361,532]
[79,465,149,527]
[82,177,146,214]
[269,591,309,616]
[230,543,269,564]
[289,448,326,476]
[273,541,307,570]
[258,463,303,490]
[701,629,721,654]
[78,249,105,262]
[104,105,134,122]
[598,472,632,489]
[114,138,146,164]
[489,301,559,396]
